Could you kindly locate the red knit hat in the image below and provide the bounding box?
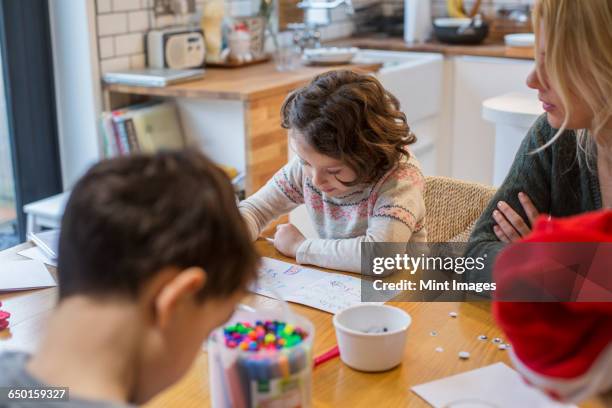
[0,300,10,330]
[493,210,612,403]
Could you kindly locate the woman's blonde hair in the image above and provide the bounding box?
[533,0,612,161]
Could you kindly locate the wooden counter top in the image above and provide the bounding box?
[105,61,382,102]
[328,35,534,60]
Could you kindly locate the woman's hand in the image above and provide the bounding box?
[492,192,540,243]
[273,223,306,258]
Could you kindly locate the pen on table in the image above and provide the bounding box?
[314,345,340,368]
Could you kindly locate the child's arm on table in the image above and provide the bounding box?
[239,157,305,240]
[295,178,426,273]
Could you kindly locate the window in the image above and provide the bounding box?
[0,0,62,247]
[0,49,17,249]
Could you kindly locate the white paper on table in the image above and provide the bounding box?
[412,362,577,408]
[251,257,381,314]
[28,229,59,260]
[0,260,57,292]
[18,246,58,267]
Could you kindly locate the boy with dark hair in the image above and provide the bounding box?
[0,150,259,407]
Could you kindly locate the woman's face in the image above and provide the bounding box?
[526,25,594,130]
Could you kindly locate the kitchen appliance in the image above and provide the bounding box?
[404,0,431,44]
[433,16,489,45]
[287,0,354,51]
[147,27,206,69]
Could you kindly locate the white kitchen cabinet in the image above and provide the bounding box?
[450,56,536,184]
[354,50,444,177]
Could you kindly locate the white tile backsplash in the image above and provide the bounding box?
[153,14,179,29]
[97,0,112,14]
[337,21,355,38]
[100,56,130,73]
[114,33,144,56]
[130,54,147,69]
[97,13,128,36]
[330,7,349,23]
[113,0,141,12]
[128,10,150,31]
[99,37,115,58]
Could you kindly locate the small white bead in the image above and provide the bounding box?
[458,351,470,359]
[435,347,444,353]
[449,312,458,318]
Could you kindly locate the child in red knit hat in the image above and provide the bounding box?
[493,210,612,403]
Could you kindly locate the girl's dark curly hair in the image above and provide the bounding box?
[281,70,416,186]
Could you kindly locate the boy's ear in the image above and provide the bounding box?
[154,267,207,330]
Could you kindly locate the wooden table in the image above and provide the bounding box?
[0,242,605,407]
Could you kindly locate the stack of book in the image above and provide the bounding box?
[99,101,246,198]
[99,101,185,157]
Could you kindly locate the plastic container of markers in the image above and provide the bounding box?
[208,303,314,408]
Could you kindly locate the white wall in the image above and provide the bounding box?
[175,98,247,172]
[49,0,103,188]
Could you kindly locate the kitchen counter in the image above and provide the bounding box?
[328,35,534,60]
[105,60,382,102]
[103,61,382,199]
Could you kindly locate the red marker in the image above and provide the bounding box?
[313,345,340,368]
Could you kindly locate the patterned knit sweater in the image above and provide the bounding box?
[239,154,427,273]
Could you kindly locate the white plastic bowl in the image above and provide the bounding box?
[504,33,535,47]
[333,304,411,372]
[302,47,358,65]
[433,18,472,28]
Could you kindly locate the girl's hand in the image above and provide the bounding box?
[492,192,540,243]
[274,223,306,258]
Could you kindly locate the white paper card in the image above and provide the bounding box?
[28,229,59,259]
[412,363,576,408]
[251,257,378,314]
[18,246,58,267]
[0,260,57,292]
